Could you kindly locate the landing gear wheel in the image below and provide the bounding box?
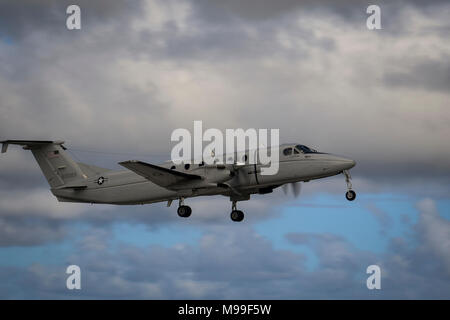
[230,210,244,222]
[346,190,356,201]
[177,205,192,218]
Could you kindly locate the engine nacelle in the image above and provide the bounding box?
[203,166,234,184]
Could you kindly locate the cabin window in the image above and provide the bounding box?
[170,165,176,170]
[294,148,300,154]
[184,164,190,170]
[283,148,292,156]
[296,145,318,154]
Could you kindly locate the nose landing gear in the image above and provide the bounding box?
[343,170,356,201]
[177,197,192,218]
[346,190,356,201]
[230,200,244,222]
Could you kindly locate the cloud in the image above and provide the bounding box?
[0,1,450,245]
[1,0,448,186]
[363,202,392,234]
[0,217,66,247]
[1,198,448,299]
[415,198,450,275]
[0,225,308,299]
[0,181,287,246]
[0,189,86,218]
[0,0,145,41]
[383,57,450,93]
[0,0,449,248]
[0,188,85,246]
[0,0,449,299]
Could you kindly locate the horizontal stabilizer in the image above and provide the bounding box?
[119,160,202,188]
[1,140,64,153]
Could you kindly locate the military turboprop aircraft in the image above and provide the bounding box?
[1,140,356,222]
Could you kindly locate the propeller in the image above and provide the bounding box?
[282,182,301,198]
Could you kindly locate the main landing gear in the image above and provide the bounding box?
[172,197,244,222]
[230,200,244,222]
[343,170,356,201]
[176,197,192,218]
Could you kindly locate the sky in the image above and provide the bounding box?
[0,0,449,299]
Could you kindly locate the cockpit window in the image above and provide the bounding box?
[283,148,293,156]
[296,145,318,154]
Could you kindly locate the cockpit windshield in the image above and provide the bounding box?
[296,145,318,154]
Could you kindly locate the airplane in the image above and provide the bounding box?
[0,140,356,222]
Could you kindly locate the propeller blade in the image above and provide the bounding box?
[282,182,301,198]
[292,182,301,198]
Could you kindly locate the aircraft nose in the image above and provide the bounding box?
[339,157,356,170]
[328,155,356,171]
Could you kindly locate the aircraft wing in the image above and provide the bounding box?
[119,160,202,188]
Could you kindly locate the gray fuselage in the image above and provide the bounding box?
[52,144,356,205]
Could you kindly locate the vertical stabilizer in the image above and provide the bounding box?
[1,140,87,188]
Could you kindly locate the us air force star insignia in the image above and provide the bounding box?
[97,176,105,185]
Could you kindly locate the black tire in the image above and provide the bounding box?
[230,210,244,222]
[346,190,356,201]
[177,205,192,218]
[185,206,192,217]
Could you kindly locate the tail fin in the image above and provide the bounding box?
[1,140,87,188]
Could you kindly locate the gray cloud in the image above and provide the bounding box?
[383,57,450,93]
[0,181,287,246]
[415,198,450,275]
[191,0,450,28]
[0,0,449,248]
[0,0,449,299]
[363,202,392,235]
[0,216,65,246]
[0,198,448,299]
[0,0,144,40]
